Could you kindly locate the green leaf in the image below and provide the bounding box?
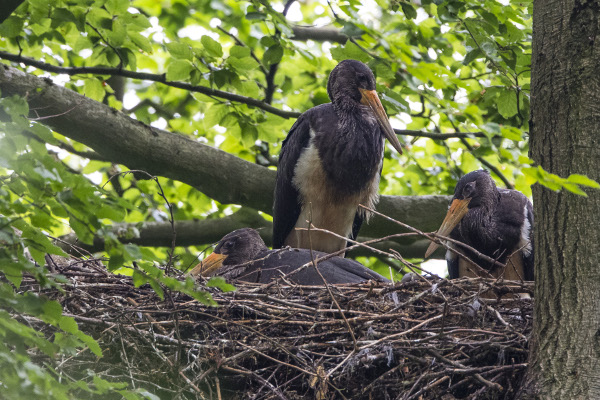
[330,41,370,63]
[97,204,125,222]
[341,22,364,37]
[0,16,24,38]
[59,316,78,334]
[42,301,63,324]
[263,45,283,66]
[166,42,193,60]
[401,3,417,19]
[497,89,518,118]
[463,48,482,65]
[563,183,587,196]
[201,35,223,58]
[246,12,266,20]
[129,31,153,53]
[207,277,236,292]
[2,262,23,288]
[204,104,229,127]
[166,60,193,81]
[567,174,600,189]
[228,56,260,72]
[105,0,130,15]
[230,46,251,58]
[77,331,102,357]
[84,79,106,102]
[500,126,523,141]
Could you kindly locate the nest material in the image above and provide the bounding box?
[20,256,533,399]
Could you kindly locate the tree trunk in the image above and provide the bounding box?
[520,0,600,397]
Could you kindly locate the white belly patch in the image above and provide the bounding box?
[286,140,380,254]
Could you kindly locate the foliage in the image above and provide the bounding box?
[0,0,598,398]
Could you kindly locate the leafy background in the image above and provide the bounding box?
[1,0,598,397]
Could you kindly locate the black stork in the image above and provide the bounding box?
[425,170,534,282]
[189,228,389,285]
[273,59,403,255]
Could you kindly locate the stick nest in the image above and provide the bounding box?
[21,257,533,400]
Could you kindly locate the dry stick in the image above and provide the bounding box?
[179,308,314,373]
[116,324,137,390]
[107,312,208,397]
[406,376,450,400]
[305,212,357,349]
[238,342,316,377]
[230,365,288,400]
[215,376,222,400]
[427,348,504,392]
[359,314,444,350]
[252,364,283,400]
[304,208,359,379]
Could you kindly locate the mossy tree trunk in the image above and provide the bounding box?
[519,0,600,397]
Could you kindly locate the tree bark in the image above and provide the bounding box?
[0,64,450,251]
[519,0,600,397]
[291,26,348,43]
[0,0,24,23]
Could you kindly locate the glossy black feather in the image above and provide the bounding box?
[447,251,459,279]
[272,114,311,248]
[448,170,534,279]
[273,60,389,252]
[214,229,389,285]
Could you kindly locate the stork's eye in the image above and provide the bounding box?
[222,240,235,251]
[463,181,476,198]
[356,74,368,86]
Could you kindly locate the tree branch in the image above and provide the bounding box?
[459,138,514,189]
[291,26,348,43]
[0,0,24,23]
[0,52,496,140]
[0,51,299,119]
[57,209,445,259]
[0,64,451,242]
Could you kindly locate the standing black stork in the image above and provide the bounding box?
[425,170,534,281]
[273,59,403,254]
[189,228,389,284]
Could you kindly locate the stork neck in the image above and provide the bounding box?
[332,96,363,115]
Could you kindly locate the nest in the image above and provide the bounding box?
[19,256,533,399]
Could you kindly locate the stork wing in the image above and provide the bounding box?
[272,112,312,248]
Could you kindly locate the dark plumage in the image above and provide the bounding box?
[189,228,389,285]
[425,170,534,281]
[273,59,403,255]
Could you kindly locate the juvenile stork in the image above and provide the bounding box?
[189,228,389,284]
[425,170,534,281]
[273,59,403,254]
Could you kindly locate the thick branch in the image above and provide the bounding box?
[0,64,450,244]
[0,0,24,23]
[0,52,299,119]
[0,64,274,211]
[290,26,349,43]
[0,52,492,140]
[57,209,445,259]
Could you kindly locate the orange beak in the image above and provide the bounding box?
[188,252,228,277]
[424,198,471,258]
[359,88,403,154]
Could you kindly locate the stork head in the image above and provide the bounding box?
[189,228,267,277]
[327,59,403,154]
[425,170,497,258]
